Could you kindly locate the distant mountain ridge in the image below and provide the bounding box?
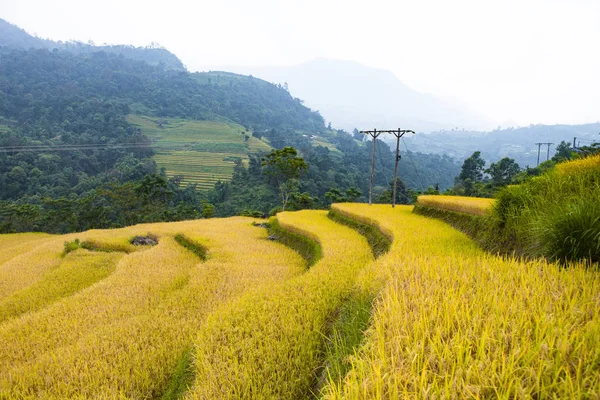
[209,59,491,133]
[0,17,185,70]
[402,123,600,167]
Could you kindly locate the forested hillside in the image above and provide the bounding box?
[0,40,460,232]
[0,47,325,200]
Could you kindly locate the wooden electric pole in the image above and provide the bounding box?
[390,129,415,207]
[361,128,415,206]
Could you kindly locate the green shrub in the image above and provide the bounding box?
[63,239,80,255]
[533,197,600,264]
[492,155,600,264]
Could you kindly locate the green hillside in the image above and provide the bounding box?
[128,115,271,189]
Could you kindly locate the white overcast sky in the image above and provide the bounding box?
[1,0,599,128]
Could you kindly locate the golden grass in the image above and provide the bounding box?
[0,241,64,301]
[185,210,373,399]
[556,153,600,176]
[417,195,496,216]
[0,249,122,323]
[0,233,52,266]
[322,204,600,399]
[0,218,305,399]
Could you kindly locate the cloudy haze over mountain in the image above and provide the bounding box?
[1,0,599,130]
[219,59,491,132]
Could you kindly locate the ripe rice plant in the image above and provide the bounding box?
[556,152,600,176]
[417,195,495,216]
[0,241,64,301]
[322,204,600,399]
[0,218,305,398]
[185,210,373,399]
[0,250,122,323]
[0,233,52,266]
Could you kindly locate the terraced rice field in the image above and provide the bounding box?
[0,218,304,399]
[128,115,271,190]
[322,204,600,398]
[1,203,598,398]
[417,194,496,215]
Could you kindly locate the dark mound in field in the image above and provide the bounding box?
[131,236,158,246]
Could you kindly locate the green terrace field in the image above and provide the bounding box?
[128,115,271,190]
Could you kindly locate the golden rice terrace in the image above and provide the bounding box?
[0,202,598,399]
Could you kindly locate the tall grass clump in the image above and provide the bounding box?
[494,153,600,264]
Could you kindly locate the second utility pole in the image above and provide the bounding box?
[391,129,415,207]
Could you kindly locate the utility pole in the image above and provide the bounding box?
[573,137,577,149]
[535,142,553,166]
[361,128,415,206]
[360,129,381,205]
[390,128,415,207]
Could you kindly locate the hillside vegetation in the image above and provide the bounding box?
[128,115,271,189]
[0,204,598,398]
[415,153,600,264]
[0,47,324,201]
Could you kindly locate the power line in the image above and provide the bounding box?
[0,142,151,153]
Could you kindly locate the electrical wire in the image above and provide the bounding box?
[0,142,151,153]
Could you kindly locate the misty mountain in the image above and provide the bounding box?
[401,123,600,167]
[0,17,185,70]
[214,58,490,132]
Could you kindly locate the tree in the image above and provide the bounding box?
[261,147,308,211]
[486,157,520,186]
[377,178,410,205]
[458,151,486,182]
[552,141,574,163]
[345,187,362,202]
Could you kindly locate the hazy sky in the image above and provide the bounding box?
[2,0,599,128]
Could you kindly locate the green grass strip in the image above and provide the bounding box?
[328,208,391,259]
[268,218,322,268]
[316,290,374,398]
[174,234,208,261]
[161,347,195,400]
